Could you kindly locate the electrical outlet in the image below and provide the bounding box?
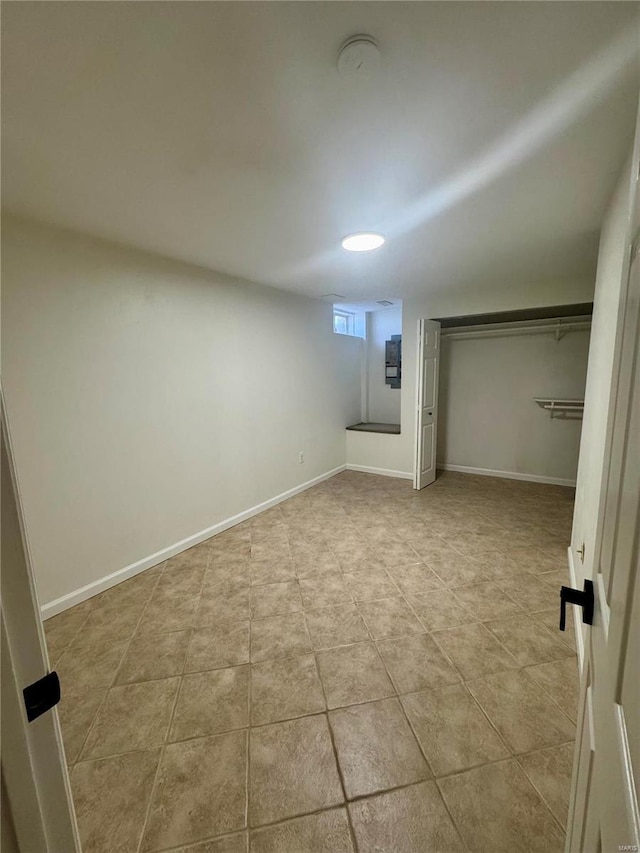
[298,451,305,464]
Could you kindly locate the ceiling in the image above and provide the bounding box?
[2,2,638,301]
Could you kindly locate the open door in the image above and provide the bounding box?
[565,164,639,851]
[1,393,80,852]
[414,318,441,490]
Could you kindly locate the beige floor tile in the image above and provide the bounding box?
[468,550,524,579]
[250,612,312,663]
[376,633,460,694]
[376,541,423,567]
[250,808,354,853]
[525,656,579,722]
[348,781,463,853]
[173,543,212,569]
[249,558,296,586]
[196,589,250,626]
[407,538,461,563]
[81,678,179,759]
[304,604,370,650]
[204,564,250,588]
[44,602,93,654]
[358,597,424,640]
[185,622,250,672]
[336,545,387,572]
[299,574,353,609]
[136,594,199,635]
[142,731,248,850]
[432,623,518,680]
[172,833,248,853]
[425,555,493,587]
[250,582,302,619]
[498,573,558,611]
[538,568,569,587]
[57,639,127,691]
[485,614,575,666]
[452,581,523,621]
[518,742,574,827]
[343,569,399,601]
[71,601,146,647]
[329,698,430,798]
[249,715,343,826]
[251,541,291,562]
[59,684,109,765]
[60,473,581,852]
[156,565,206,595]
[509,546,566,574]
[116,631,189,684]
[401,683,509,776]
[438,759,564,853]
[170,666,249,740]
[294,552,342,579]
[92,573,159,610]
[316,642,395,709]
[71,748,160,853]
[408,589,475,631]
[250,654,325,725]
[467,669,575,754]
[532,605,578,651]
[389,563,443,596]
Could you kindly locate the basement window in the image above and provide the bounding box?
[333,309,356,336]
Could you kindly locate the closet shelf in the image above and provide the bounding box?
[534,398,584,419]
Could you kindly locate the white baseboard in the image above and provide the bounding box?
[437,463,576,488]
[345,464,413,480]
[41,464,347,619]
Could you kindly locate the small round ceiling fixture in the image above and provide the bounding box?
[341,232,385,252]
[337,35,381,79]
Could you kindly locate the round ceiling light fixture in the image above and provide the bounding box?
[341,232,386,252]
[337,35,381,79]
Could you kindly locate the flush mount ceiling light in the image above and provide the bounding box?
[341,232,385,252]
[337,35,381,79]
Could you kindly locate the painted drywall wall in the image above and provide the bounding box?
[438,329,590,484]
[396,277,596,478]
[2,216,362,608]
[571,152,635,588]
[366,307,402,424]
[346,431,412,479]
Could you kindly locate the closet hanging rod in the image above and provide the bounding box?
[442,318,591,341]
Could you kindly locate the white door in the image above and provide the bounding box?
[1,394,80,852]
[414,318,441,490]
[565,186,639,850]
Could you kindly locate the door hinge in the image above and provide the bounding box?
[23,671,61,722]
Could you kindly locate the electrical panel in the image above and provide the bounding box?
[385,334,402,389]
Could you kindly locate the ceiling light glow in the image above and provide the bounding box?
[341,232,385,252]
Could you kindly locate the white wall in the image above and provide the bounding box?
[2,216,362,609]
[346,431,412,479]
[366,307,402,424]
[571,152,636,588]
[438,329,590,484]
[397,277,596,477]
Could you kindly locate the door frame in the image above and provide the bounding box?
[413,318,441,489]
[1,392,80,852]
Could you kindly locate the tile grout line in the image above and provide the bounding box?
[134,545,212,853]
[70,566,165,767]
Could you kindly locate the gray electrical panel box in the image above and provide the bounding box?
[385,334,402,389]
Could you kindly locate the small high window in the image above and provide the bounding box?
[333,309,356,336]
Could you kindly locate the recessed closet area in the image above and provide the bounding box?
[345,304,592,487]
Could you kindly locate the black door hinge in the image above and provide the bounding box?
[23,671,61,722]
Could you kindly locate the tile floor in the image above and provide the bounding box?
[45,470,579,853]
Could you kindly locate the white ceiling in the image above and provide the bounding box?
[2,2,638,301]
